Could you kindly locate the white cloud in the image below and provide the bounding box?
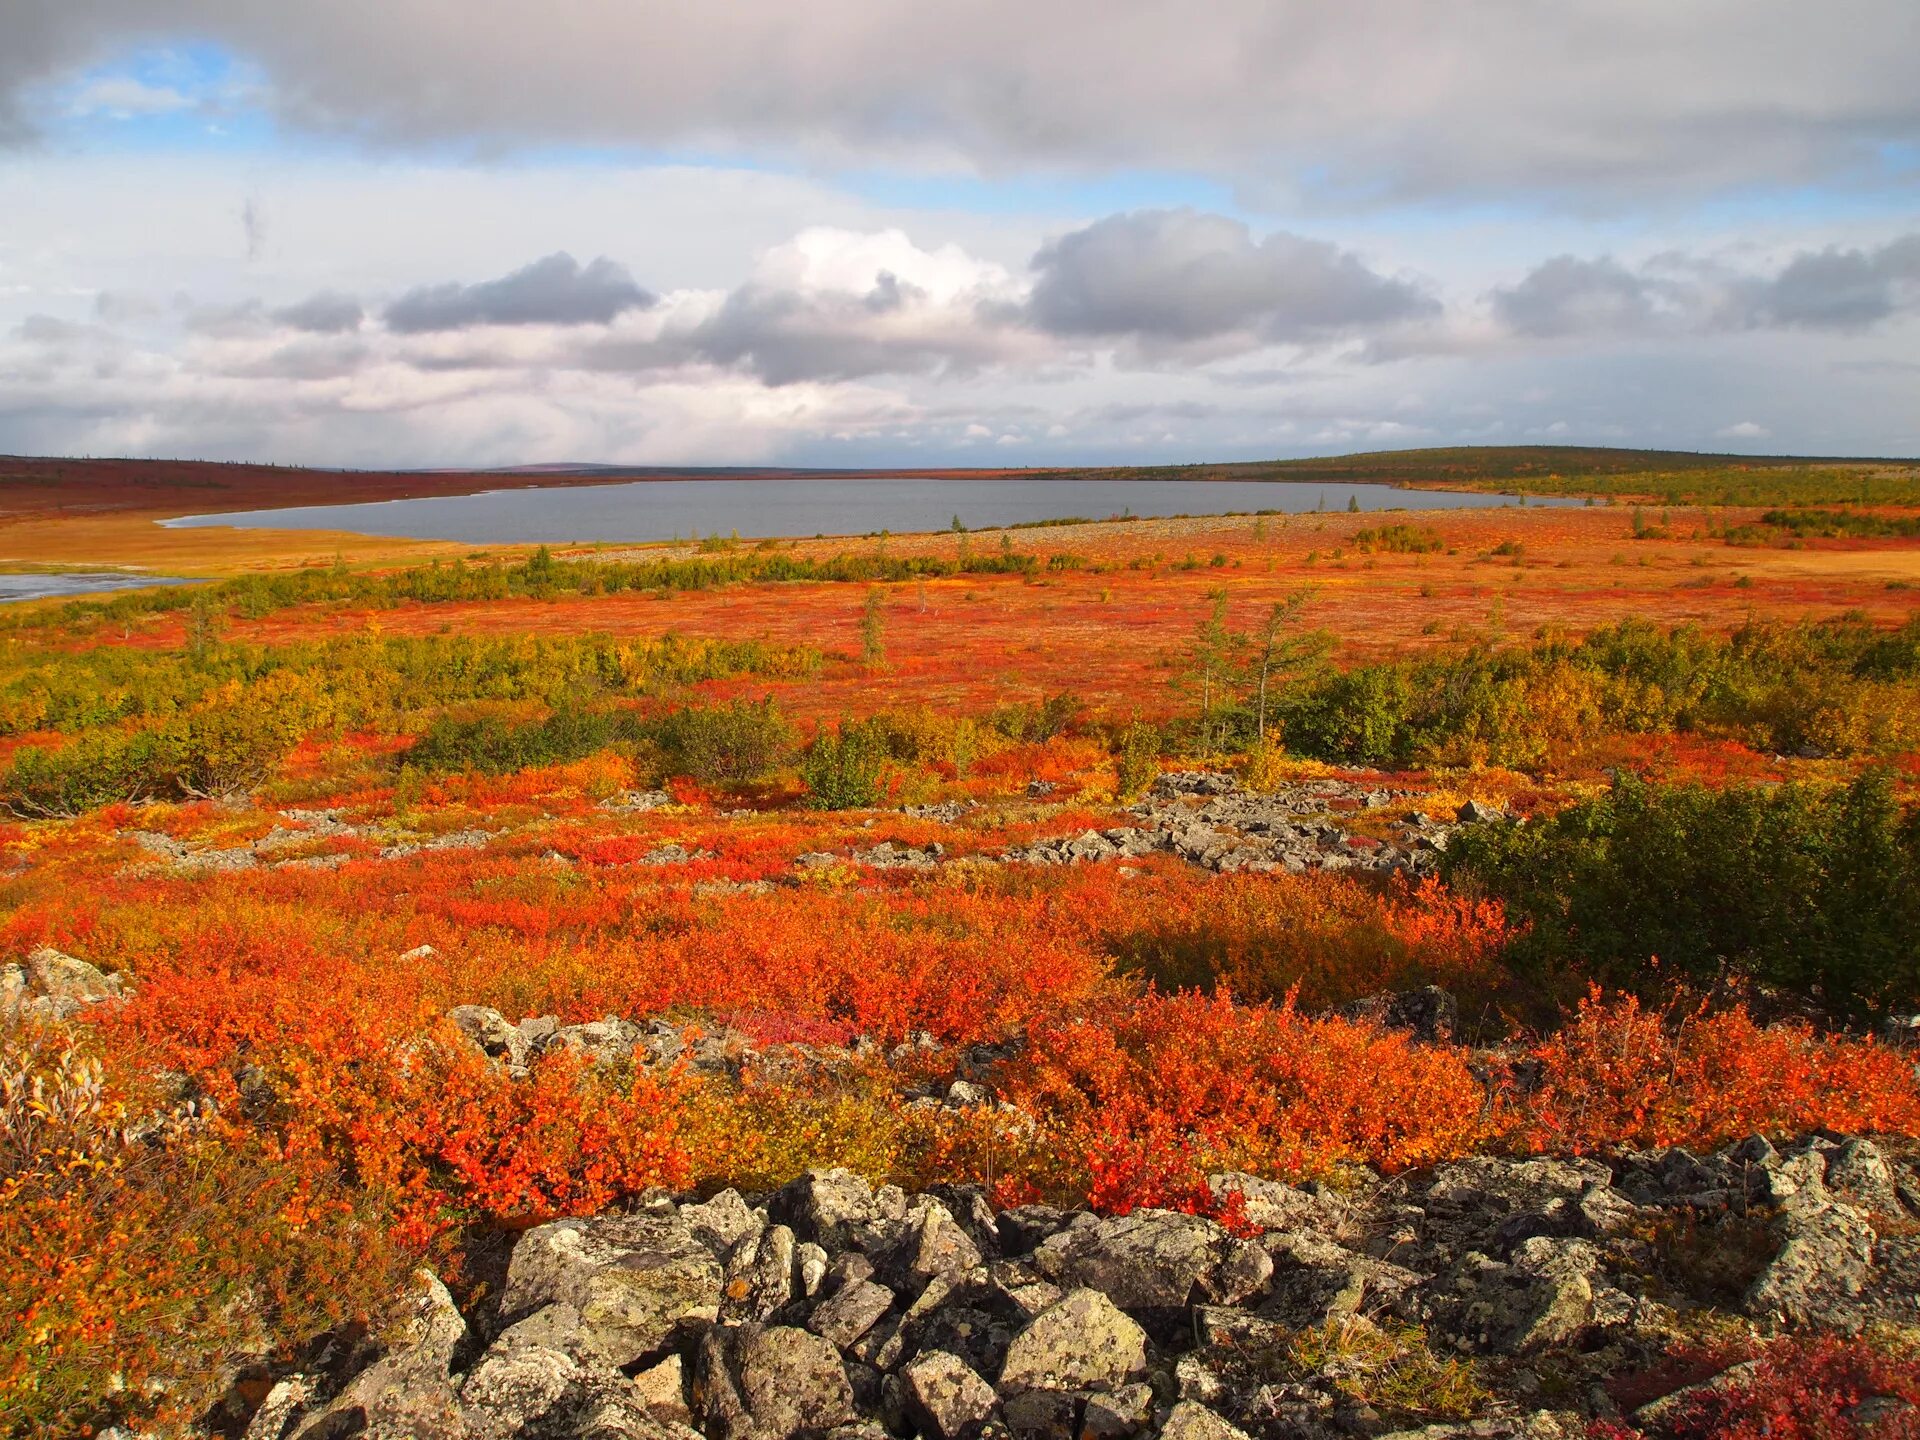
[64,75,193,118]
[1716,420,1769,439]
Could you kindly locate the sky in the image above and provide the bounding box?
[2,2,1918,469]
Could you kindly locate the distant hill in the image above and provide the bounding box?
[3,445,1917,520]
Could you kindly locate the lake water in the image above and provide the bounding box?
[0,572,197,604]
[162,476,1565,545]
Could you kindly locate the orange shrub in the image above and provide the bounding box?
[1002,989,1492,1207]
[1520,988,1920,1153]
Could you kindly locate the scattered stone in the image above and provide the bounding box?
[694,1323,856,1440]
[8,946,129,1020]
[1336,985,1459,1043]
[447,1004,531,1068]
[1032,1210,1226,1312]
[499,1213,724,1368]
[1158,1400,1253,1440]
[244,1133,1920,1440]
[811,1278,897,1349]
[901,1350,998,1439]
[997,1288,1147,1394]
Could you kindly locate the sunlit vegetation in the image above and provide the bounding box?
[6,457,1920,1434]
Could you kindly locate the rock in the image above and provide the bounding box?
[1745,1197,1877,1326]
[722,1223,798,1323]
[1336,986,1458,1044]
[457,1343,585,1439]
[632,1354,693,1423]
[448,1004,531,1068]
[543,1017,645,1065]
[1823,1138,1903,1216]
[14,946,127,1019]
[997,1288,1147,1395]
[774,1169,880,1251]
[693,1323,856,1440]
[286,1270,469,1440]
[1207,1172,1354,1238]
[1455,800,1502,824]
[1158,1401,1252,1440]
[1081,1383,1154,1440]
[902,1350,998,1440]
[809,1278,897,1349]
[680,1189,765,1255]
[879,1197,985,1296]
[1031,1210,1226,1312]
[499,1213,724,1368]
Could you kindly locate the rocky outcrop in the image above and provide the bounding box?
[243,1136,1919,1440]
[3,945,131,1021]
[1002,773,1464,876]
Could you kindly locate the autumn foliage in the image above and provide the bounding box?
[6,493,1920,1435]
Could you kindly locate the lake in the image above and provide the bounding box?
[161,476,1565,545]
[0,572,198,604]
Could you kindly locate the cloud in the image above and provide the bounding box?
[1491,234,1920,339]
[1716,420,1769,439]
[578,227,1033,384]
[1490,256,1661,338]
[1026,210,1435,349]
[240,194,266,262]
[384,253,654,332]
[1729,236,1920,330]
[65,75,194,118]
[3,3,1917,207]
[273,291,364,333]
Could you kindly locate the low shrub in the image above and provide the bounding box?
[0,1022,404,1438]
[407,705,625,775]
[651,696,793,784]
[802,718,892,809]
[1444,771,1920,1017]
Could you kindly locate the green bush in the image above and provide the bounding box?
[1279,665,1418,765]
[1353,523,1443,554]
[1,731,164,815]
[652,697,792,785]
[407,706,625,775]
[990,691,1087,743]
[1443,771,1920,1018]
[1113,720,1164,800]
[801,719,890,809]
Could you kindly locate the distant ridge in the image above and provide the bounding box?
[3,445,1915,524]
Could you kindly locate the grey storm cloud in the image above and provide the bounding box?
[384,253,654,333]
[5,2,1918,207]
[1492,235,1920,339]
[1026,210,1436,345]
[1734,237,1920,330]
[274,291,364,334]
[1490,256,1662,338]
